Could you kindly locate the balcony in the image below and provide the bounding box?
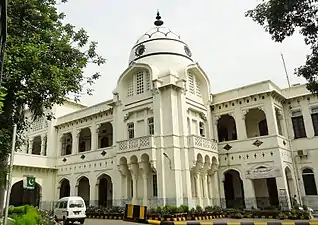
[117,136,155,153]
[13,153,56,169]
[187,135,218,152]
[218,135,291,154]
[56,147,115,166]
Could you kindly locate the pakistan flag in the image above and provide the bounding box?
[25,176,35,190]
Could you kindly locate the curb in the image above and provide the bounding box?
[146,221,318,225]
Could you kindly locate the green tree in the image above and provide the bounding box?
[0,0,105,216]
[245,0,318,93]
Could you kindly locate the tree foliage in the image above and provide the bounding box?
[245,0,318,93]
[0,0,105,214]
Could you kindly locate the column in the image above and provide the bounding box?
[129,163,139,205]
[195,172,203,206]
[143,174,148,206]
[28,139,33,154]
[276,176,291,210]
[118,164,129,201]
[243,179,257,209]
[202,173,210,206]
[90,123,97,150]
[300,101,315,138]
[140,161,150,206]
[234,108,247,140]
[264,101,279,135]
[90,179,96,206]
[72,128,80,154]
[40,134,46,156]
[95,181,99,207]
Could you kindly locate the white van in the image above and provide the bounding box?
[54,196,86,224]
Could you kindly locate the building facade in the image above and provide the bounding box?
[9,14,318,211]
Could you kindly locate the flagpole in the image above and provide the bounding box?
[2,124,17,225]
[280,53,291,88]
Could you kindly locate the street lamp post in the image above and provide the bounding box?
[2,124,17,225]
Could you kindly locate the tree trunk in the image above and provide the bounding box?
[0,158,8,218]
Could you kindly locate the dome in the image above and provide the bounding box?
[128,12,194,66]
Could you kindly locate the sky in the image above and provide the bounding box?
[57,0,309,106]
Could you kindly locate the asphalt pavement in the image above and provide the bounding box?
[84,218,318,225]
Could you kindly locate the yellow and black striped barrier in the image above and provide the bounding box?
[124,203,148,223]
[146,221,318,225]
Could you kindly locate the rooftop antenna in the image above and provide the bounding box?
[280,53,291,88]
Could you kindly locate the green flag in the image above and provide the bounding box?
[26,176,35,190]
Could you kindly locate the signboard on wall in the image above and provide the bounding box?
[245,166,282,179]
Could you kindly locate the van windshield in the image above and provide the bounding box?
[69,200,84,208]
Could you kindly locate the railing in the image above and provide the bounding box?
[118,136,154,152]
[187,135,218,152]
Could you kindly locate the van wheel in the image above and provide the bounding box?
[79,218,85,224]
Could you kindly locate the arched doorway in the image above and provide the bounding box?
[77,176,90,206]
[223,170,245,208]
[9,180,41,207]
[98,174,113,207]
[59,179,70,198]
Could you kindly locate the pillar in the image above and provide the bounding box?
[28,139,33,154]
[202,172,210,206]
[264,101,279,135]
[143,174,148,206]
[234,108,247,140]
[95,181,99,207]
[129,163,139,205]
[90,123,97,151]
[195,172,203,206]
[72,128,80,154]
[90,179,96,206]
[243,179,257,209]
[140,161,150,206]
[40,134,46,156]
[276,176,291,209]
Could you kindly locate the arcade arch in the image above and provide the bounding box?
[245,108,268,138]
[97,174,113,207]
[223,169,245,208]
[190,154,218,206]
[59,178,70,198]
[77,176,90,206]
[117,154,157,205]
[78,128,91,152]
[9,180,41,207]
[217,114,237,142]
[98,122,113,148]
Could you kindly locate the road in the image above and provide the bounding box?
[84,218,318,225]
[84,219,134,225]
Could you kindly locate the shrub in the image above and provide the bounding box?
[8,205,43,225]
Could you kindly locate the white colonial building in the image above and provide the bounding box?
[8,13,318,212]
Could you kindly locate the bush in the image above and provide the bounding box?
[8,205,45,225]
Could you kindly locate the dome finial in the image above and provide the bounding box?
[154,10,164,27]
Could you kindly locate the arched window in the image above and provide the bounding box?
[302,168,318,195]
[187,71,201,97]
[127,70,150,97]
